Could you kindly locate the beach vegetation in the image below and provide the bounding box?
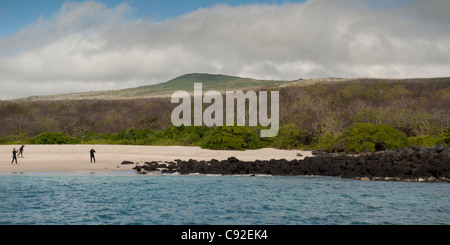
[320,123,408,153]
[407,134,445,147]
[28,132,80,144]
[442,126,450,145]
[200,126,268,150]
[271,123,312,149]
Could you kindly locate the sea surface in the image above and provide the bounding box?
[0,172,449,225]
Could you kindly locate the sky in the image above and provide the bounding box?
[0,0,449,100]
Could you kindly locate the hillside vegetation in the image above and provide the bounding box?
[16,73,293,101]
[1,75,449,152]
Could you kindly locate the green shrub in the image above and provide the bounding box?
[109,126,211,146]
[113,128,156,145]
[77,131,114,144]
[406,127,450,147]
[325,123,408,153]
[0,135,23,144]
[442,126,450,145]
[272,123,312,149]
[407,135,442,147]
[157,125,209,146]
[317,133,339,151]
[200,126,267,150]
[28,132,80,144]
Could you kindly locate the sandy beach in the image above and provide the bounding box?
[0,145,311,173]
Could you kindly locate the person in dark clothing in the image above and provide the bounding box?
[18,145,25,158]
[11,148,18,164]
[90,149,96,163]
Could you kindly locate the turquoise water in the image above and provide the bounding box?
[0,172,449,225]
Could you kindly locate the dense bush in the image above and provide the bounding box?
[109,126,212,146]
[271,123,312,149]
[2,124,447,152]
[200,126,268,150]
[158,125,210,146]
[28,132,80,144]
[443,126,450,145]
[115,128,150,145]
[0,135,23,144]
[77,131,114,144]
[407,135,442,147]
[322,123,408,153]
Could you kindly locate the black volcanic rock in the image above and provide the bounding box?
[128,145,450,182]
[227,157,239,163]
[311,150,327,155]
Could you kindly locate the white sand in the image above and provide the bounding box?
[0,145,312,173]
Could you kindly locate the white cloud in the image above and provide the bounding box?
[0,0,449,99]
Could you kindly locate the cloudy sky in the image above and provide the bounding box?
[0,0,449,100]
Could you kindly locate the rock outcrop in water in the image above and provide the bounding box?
[125,144,450,182]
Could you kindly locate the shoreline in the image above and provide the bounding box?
[2,144,449,183]
[2,169,448,183]
[129,144,450,183]
[0,144,309,173]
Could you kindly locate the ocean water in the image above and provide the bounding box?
[0,172,449,225]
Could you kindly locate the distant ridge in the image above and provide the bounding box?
[17,73,294,101]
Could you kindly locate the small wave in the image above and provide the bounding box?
[161,172,180,176]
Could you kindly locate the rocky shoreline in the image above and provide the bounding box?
[124,144,450,182]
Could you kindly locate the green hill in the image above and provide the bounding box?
[18,73,295,101]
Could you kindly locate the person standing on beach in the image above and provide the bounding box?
[90,149,96,163]
[11,148,18,164]
[18,145,25,158]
